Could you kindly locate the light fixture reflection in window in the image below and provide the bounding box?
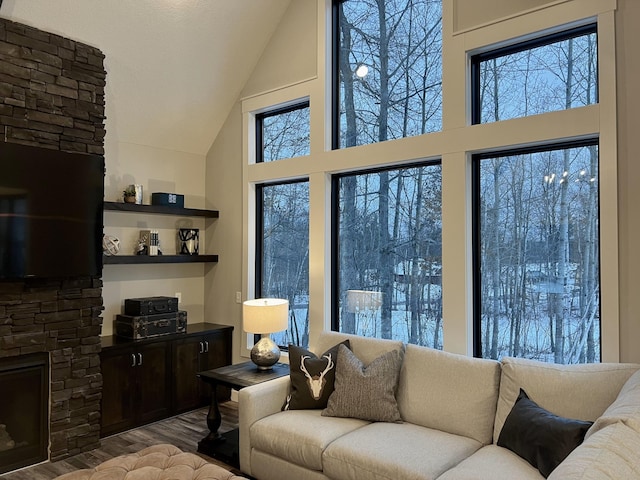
[355,64,369,78]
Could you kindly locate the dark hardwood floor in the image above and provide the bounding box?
[1,402,240,480]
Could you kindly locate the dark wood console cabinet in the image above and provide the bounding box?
[100,323,233,437]
[173,326,232,413]
[100,340,172,436]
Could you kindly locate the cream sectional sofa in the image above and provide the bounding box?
[239,332,640,480]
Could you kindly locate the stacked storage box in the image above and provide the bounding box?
[115,296,187,339]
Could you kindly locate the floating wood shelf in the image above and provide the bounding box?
[103,254,218,265]
[104,201,219,218]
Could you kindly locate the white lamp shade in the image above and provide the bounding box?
[346,290,383,312]
[243,298,289,334]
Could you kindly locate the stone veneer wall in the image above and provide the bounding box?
[0,17,106,461]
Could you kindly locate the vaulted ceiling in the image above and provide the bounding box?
[0,0,292,155]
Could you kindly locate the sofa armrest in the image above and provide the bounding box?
[238,375,290,476]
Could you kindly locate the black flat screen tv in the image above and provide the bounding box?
[0,141,104,280]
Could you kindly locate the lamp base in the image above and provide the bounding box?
[250,335,281,370]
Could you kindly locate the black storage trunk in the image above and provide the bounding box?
[115,310,187,340]
[124,296,179,316]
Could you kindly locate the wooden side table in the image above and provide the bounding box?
[197,361,289,468]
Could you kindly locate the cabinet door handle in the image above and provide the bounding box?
[199,341,204,354]
[204,341,209,353]
[137,353,143,366]
[131,354,136,367]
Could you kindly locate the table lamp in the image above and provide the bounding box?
[243,298,289,370]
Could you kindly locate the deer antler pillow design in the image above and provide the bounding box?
[283,340,351,411]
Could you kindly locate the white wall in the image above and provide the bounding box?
[0,0,290,155]
[102,142,208,335]
[453,0,561,32]
[206,0,319,362]
[614,0,640,364]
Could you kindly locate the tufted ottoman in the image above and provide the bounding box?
[52,444,249,480]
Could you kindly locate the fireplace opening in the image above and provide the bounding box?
[0,352,49,475]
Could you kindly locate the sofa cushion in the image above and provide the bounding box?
[437,445,544,480]
[312,331,403,366]
[494,357,640,442]
[250,409,368,471]
[283,341,350,411]
[323,344,403,422]
[547,421,640,479]
[497,389,592,478]
[323,422,482,480]
[397,344,500,444]
[250,450,334,480]
[587,368,640,439]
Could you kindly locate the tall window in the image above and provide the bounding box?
[471,24,597,124]
[474,142,600,364]
[333,162,442,347]
[256,101,310,162]
[334,0,442,149]
[254,101,311,347]
[257,181,310,347]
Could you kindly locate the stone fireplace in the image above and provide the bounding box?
[0,16,106,470]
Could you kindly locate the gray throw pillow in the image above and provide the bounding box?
[322,344,403,423]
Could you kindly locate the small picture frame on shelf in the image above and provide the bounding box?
[137,230,151,255]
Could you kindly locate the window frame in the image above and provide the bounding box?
[238,0,618,363]
[331,0,443,150]
[330,159,443,345]
[470,23,598,125]
[254,178,311,348]
[254,178,311,299]
[255,100,311,163]
[330,0,341,150]
[471,138,601,360]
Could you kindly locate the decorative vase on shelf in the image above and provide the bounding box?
[178,228,199,255]
[123,184,143,204]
